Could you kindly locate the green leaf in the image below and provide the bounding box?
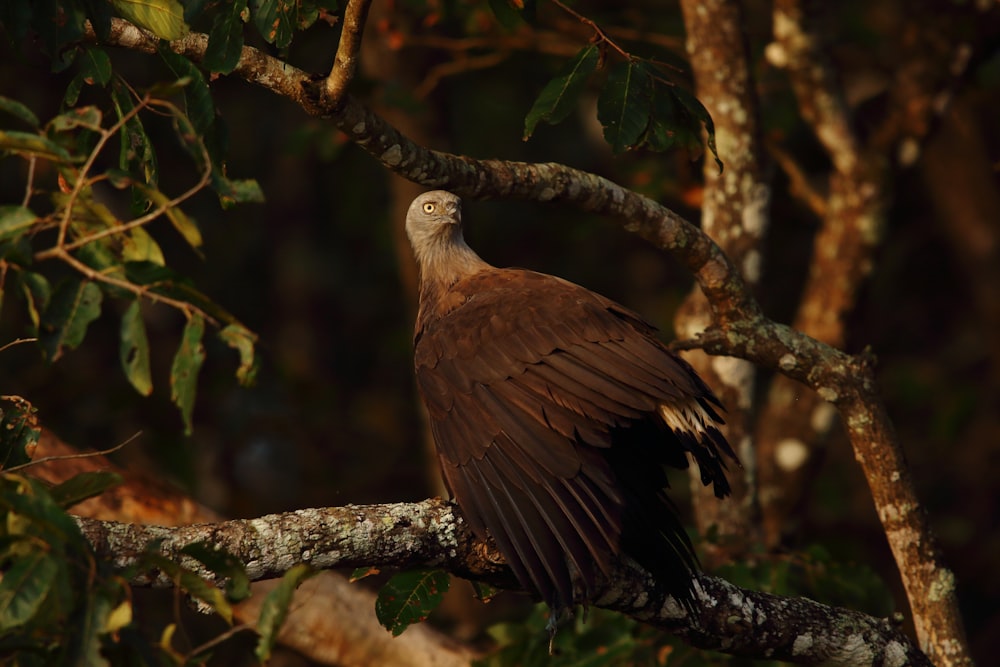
[48,106,104,133]
[180,542,251,602]
[523,44,599,140]
[0,396,40,470]
[597,60,652,154]
[375,569,450,636]
[19,272,51,331]
[122,225,166,265]
[71,588,113,667]
[157,48,215,135]
[48,471,123,509]
[0,206,38,243]
[0,96,40,128]
[39,279,103,363]
[110,79,159,196]
[111,0,189,40]
[179,570,233,624]
[0,552,59,631]
[218,324,257,386]
[170,313,206,435]
[255,564,314,662]
[64,47,113,106]
[252,0,296,49]
[205,0,247,74]
[0,130,71,161]
[213,175,265,207]
[120,301,153,396]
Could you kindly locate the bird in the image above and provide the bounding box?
[405,190,737,620]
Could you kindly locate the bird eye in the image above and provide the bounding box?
[422,202,436,214]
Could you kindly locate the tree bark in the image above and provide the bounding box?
[75,500,932,667]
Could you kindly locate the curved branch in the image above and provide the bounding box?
[323,0,372,107]
[76,501,931,667]
[89,18,966,665]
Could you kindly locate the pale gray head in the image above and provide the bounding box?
[405,191,487,282]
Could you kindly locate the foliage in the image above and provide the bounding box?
[375,568,451,636]
[0,415,308,663]
[525,45,720,167]
[0,75,260,432]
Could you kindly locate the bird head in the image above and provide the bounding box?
[405,190,463,247]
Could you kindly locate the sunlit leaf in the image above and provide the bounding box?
[48,471,123,509]
[375,569,450,636]
[103,600,133,633]
[19,272,51,331]
[255,564,314,662]
[218,324,257,386]
[597,60,652,154]
[0,130,71,161]
[0,206,37,243]
[170,313,205,434]
[0,96,40,128]
[122,225,166,265]
[524,44,599,140]
[48,106,104,133]
[0,552,58,631]
[120,300,153,396]
[205,0,247,74]
[39,279,103,363]
[111,0,190,40]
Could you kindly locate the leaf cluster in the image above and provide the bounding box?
[0,412,314,664]
[0,45,262,431]
[523,45,720,167]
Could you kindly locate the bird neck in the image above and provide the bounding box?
[414,233,491,322]
[416,233,490,291]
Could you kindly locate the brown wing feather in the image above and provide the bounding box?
[415,268,734,608]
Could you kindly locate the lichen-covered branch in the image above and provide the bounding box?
[90,17,966,666]
[75,501,931,666]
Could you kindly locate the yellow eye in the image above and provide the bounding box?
[422,202,436,214]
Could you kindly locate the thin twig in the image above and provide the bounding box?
[766,138,827,217]
[550,0,631,59]
[0,337,38,354]
[54,95,148,249]
[4,431,142,473]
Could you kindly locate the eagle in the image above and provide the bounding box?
[405,190,736,616]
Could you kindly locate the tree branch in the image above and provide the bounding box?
[89,17,967,665]
[75,502,931,666]
[323,0,372,108]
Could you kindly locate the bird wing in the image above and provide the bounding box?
[414,268,732,607]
